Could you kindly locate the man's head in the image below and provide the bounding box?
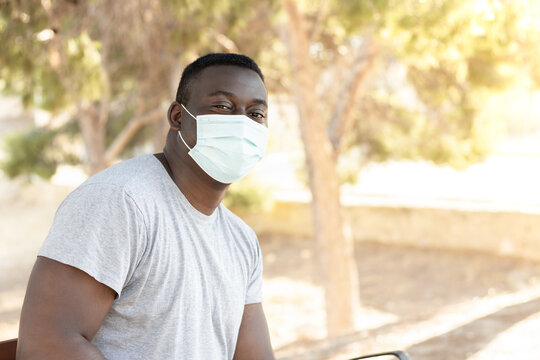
[165,53,268,186]
[175,53,265,106]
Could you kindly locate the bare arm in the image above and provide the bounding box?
[17,256,116,360]
[233,303,274,360]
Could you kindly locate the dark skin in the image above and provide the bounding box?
[17,65,274,359]
[161,64,269,215]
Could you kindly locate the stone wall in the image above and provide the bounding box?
[242,200,540,262]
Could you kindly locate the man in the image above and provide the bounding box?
[17,53,274,360]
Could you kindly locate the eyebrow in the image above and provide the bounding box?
[208,90,267,108]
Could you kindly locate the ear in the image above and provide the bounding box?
[167,101,183,131]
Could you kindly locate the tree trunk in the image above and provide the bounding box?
[328,43,377,154]
[78,102,107,175]
[283,0,358,337]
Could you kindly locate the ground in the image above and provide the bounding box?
[263,236,540,360]
[1,179,540,359]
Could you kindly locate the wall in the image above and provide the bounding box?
[242,200,540,261]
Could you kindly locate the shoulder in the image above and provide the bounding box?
[54,155,169,222]
[73,154,166,200]
[86,154,159,188]
[219,204,257,239]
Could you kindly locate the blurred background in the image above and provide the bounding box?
[1,0,540,359]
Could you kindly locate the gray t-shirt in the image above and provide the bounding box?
[38,154,263,359]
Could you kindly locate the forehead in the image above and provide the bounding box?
[189,65,267,102]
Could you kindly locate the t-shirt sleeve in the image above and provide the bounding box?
[245,231,264,304]
[38,183,146,298]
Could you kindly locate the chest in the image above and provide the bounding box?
[125,215,251,316]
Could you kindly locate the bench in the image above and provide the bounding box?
[0,338,409,359]
[0,339,16,360]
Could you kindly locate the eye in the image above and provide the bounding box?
[249,112,266,124]
[214,104,231,110]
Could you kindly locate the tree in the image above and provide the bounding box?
[0,0,279,175]
[1,0,170,174]
[279,0,540,336]
[2,0,539,339]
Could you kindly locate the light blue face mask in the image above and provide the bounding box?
[179,104,268,184]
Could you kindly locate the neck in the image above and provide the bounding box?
[157,150,228,216]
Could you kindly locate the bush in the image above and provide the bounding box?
[223,178,270,214]
[1,128,58,180]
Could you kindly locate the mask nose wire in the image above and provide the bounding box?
[178,103,196,151]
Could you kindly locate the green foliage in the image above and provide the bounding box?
[2,0,540,179]
[223,178,270,214]
[0,117,81,180]
[348,90,504,170]
[163,0,282,90]
[1,128,58,180]
[63,32,105,102]
[0,2,68,111]
[307,0,540,170]
[0,0,285,178]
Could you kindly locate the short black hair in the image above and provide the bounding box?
[175,53,265,105]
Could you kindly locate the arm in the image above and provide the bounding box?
[17,256,116,360]
[233,303,274,360]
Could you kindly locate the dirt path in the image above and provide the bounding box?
[261,235,540,360]
[2,180,540,359]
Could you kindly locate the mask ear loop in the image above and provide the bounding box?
[181,103,197,119]
[178,104,196,151]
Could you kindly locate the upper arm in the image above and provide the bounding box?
[17,256,116,358]
[233,303,274,360]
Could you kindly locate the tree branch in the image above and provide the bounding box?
[93,7,112,129]
[309,0,329,43]
[104,107,164,165]
[328,39,377,155]
[213,32,239,53]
